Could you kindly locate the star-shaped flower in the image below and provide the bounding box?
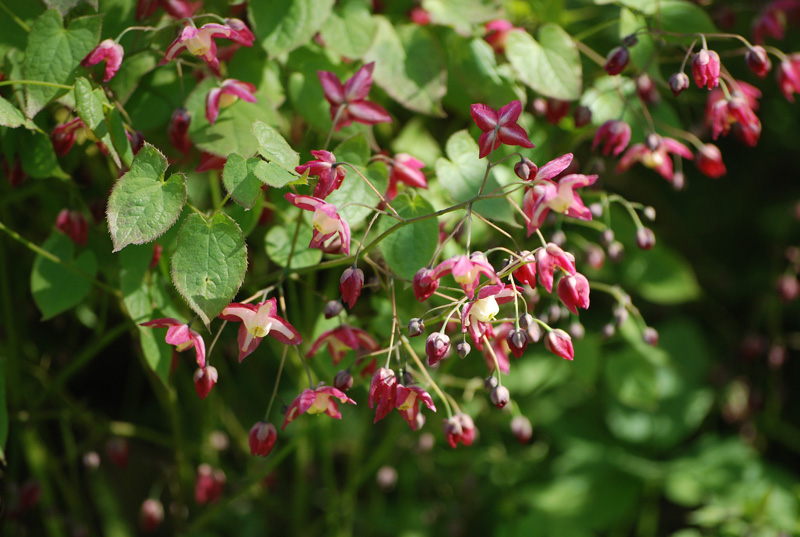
[141,318,206,367]
[395,384,436,430]
[616,135,693,182]
[219,298,302,362]
[461,283,521,348]
[317,62,392,131]
[282,386,356,430]
[307,325,379,365]
[285,193,352,256]
[432,252,497,300]
[159,21,252,74]
[469,100,534,159]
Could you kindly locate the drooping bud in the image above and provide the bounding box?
[106,437,129,469]
[544,329,574,360]
[456,341,471,358]
[248,422,277,457]
[592,120,631,156]
[557,272,591,315]
[368,368,397,423]
[55,209,89,246]
[334,369,354,391]
[692,49,721,89]
[642,326,659,346]
[607,241,625,262]
[573,105,592,127]
[168,108,192,154]
[622,34,638,47]
[585,244,605,269]
[484,375,499,391]
[194,464,226,504]
[601,229,615,245]
[545,99,570,125]
[745,45,771,77]
[510,415,533,444]
[604,46,630,75]
[636,74,660,104]
[514,156,538,180]
[643,206,656,221]
[601,323,616,339]
[425,332,451,366]
[140,499,164,534]
[193,366,218,400]
[519,313,534,330]
[668,72,690,96]
[83,451,100,470]
[376,465,398,492]
[569,321,585,340]
[513,251,537,287]
[490,385,510,409]
[339,266,364,309]
[635,228,656,250]
[695,144,726,178]
[776,274,800,302]
[413,267,439,302]
[324,300,343,318]
[526,320,543,343]
[408,318,424,337]
[506,328,528,358]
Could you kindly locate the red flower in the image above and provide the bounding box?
[193,366,218,399]
[557,272,591,315]
[413,267,439,302]
[545,329,574,360]
[443,413,476,448]
[317,62,392,131]
[307,325,379,365]
[249,422,277,457]
[461,283,520,348]
[219,298,302,362]
[159,21,252,74]
[745,46,772,77]
[695,143,727,178]
[777,54,800,101]
[140,499,164,534]
[169,108,192,154]
[81,39,124,82]
[339,266,364,309]
[140,317,206,367]
[194,464,225,504]
[55,209,89,247]
[368,367,397,423]
[469,100,534,159]
[536,243,577,293]
[282,386,356,429]
[51,118,85,157]
[387,153,427,200]
[603,46,630,75]
[206,79,257,124]
[692,49,721,89]
[432,252,497,300]
[616,135,694,182]
[706,82,762,146]
[426,332,451,366]
[395,384,436,430]
[483,19,521,54]
[513,251,537,287]
[669,73,690,96]
[295,150,346,199]
[592,120,631,157]
[285,194,352,256]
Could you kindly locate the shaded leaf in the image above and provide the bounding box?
[31,232,97,319]
[319,0,378,59]
[19,130,69,179]
[377,194,438,280]
[252,120,299,170]
[249,0,335,57]
[222,153,264,209]
[74,76,120,166]
[265,220,322,269]
[506,24,582,101]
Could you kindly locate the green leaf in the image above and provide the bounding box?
[421,0,498,36]
[622,244,701,304]
[43,0,98,16]
[252,120,299,170]
[252,160,299,188]
[226,196,264,238]
[106,106,133,168]
[119,244,154,322]
[139,327,172,385]
[265,220,323,269]
[319,0,378,59]
[435,130,512,223]
[186,78,280,157]
[0,95,33,128]
[222,153,264,209]
[0,356,7,460]
[23,10,101,118]
[31,232,98,319]
[19,130,69,179]
[171,213,248,327]
[326,161,388,226]
[107,144,186,252]
[377,194,438,280]
[506,24,582,101]
[333,134,370,167]
[74,77,120,167]
[660,0,717,34]
[364,18,447,116]
[249,0,335,57]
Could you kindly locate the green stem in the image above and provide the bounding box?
[340,163,400,218]
[265,345,289,419]
[0,1,30,31]
[0,79,72,89]
[400,335,452,418]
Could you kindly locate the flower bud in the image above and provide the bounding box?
[635,228,656,250]
[83,451,100,470]
[248,422,277,457]
[506,328,528,358]
[376,465,398,491]
[557,272,591,315]
[51,118,85,156]
[55,209,89,246]
[668,72,690,96]
[672,171,686,191]
[601,323,616,339]
[169,108,192,154]
[622,33,638,47]
[692,49,721,89]
[324,300,343,319]
[745,45,771,77]
[193,366,218,400]
[551,230,566,246]
[768,345,787,370]
[513,250,537,287]
[484,376,499,391]
[195,464,225,504]
[526,321,543,343]
[545,329,574,360]
[604,46,630,75]
[592,120,631,157]
[514,156,538,180]
[776,274,800,302]
[413,267,439,302]
[408,318,424,337]
[636,74,660,104]
[519,313,534,330]
[545,99,570,125]
[589,203,603,218]
[510,415,533,444]
[334,369,354,391]
[642,326,659,346]
[456,341,471,358]
[425,332,451,366]
[368,368,397,422]
[643,206,656,221]
[140,499,164,534]
[106,437,129,469]
[607,241,624,262]
[601,229,615,245]
[568,321,585,340]
[585,244,605,270]
[695,143,726,178]
[339,266,364,309]
[490,385,510,409]
[573,105,592,127]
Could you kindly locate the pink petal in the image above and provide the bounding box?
[662,138,694,159]
[497,100,522,125]
[344,62,375,102]
[346,100,392,125]
[470,103,499,131]
[318,71,345,104]
[497,123,534,149]
[222,80,258,102]
[205,88,222,124]
[536,153,573,181]
[285,193,325,212]
[477,130,499,159]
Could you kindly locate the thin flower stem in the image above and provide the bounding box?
[0,1,30,31]
[607,194,645,230]
[472,211,520,251]
[511,275,521,328]
[205,320,227,365]
[535,229,549,248]
[339,163,400,218]
[482,335,503,384]
[0,220,121,297]
[680,37,699,72]
[265,345,289,419]
[0,79,73,89]
[355,212,382,259]
[429,216,466,267]
[385,278,398,368]
[296,346,315,389]
[400,335,453,418]
[323,106,345,150]
[574,39,606,67]
[115,25,159,43]
[283,210,305,279]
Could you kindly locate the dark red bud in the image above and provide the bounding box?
[334,369,354,391]
[642,327,659,346]
[490,385,510,409]
[604,46,630,75]
[635,228,656,250]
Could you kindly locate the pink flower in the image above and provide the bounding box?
[169,108,192,154]
[425,332,451,366]
[141,317,206,367]
[307,325,379,365]
[432,252,497,300]
[282,386,356,429]
[196,152,226,172]
[193,366,218,399]
[159,22,249,74]
[409,7,431,25]
[413,267,439,302]
[339,266,364,309]
[55,209,88,246]
[536,243,577,293]
[603,46,630,75]
[206,79,257,124]
[81,39,124,82]
[194,464,225,504]
[140,498,164,534]
[106,437,129,468]
[219,298,302,362]
[512,251,537,287]
[51,118,86,157]
[461,283,520,349]
[249,422,277,457]
[284,193,352,256]
[777,54,800,101]
[695,144,727,178]
[395,384,436,430]
[706,82,762,146]
[483,323,511,372]
[295,150,346,199]
[387,154,427,200]
[137,0,200,20]
[557,272,590,315]
[544,329,574,360]
[746,46,772,77]
[616,135,694,182]
[470,100,534,159]
[483,20,520,54]
[669,72,690,96]
[692,49,721,89]
[223,18,255,47]
[317,62,392,131]
[443,413,476,448]
[592,120,631,157]
[522,155,597,235]
[368,368,397,423]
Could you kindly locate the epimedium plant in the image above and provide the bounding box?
[2,0,800,534]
